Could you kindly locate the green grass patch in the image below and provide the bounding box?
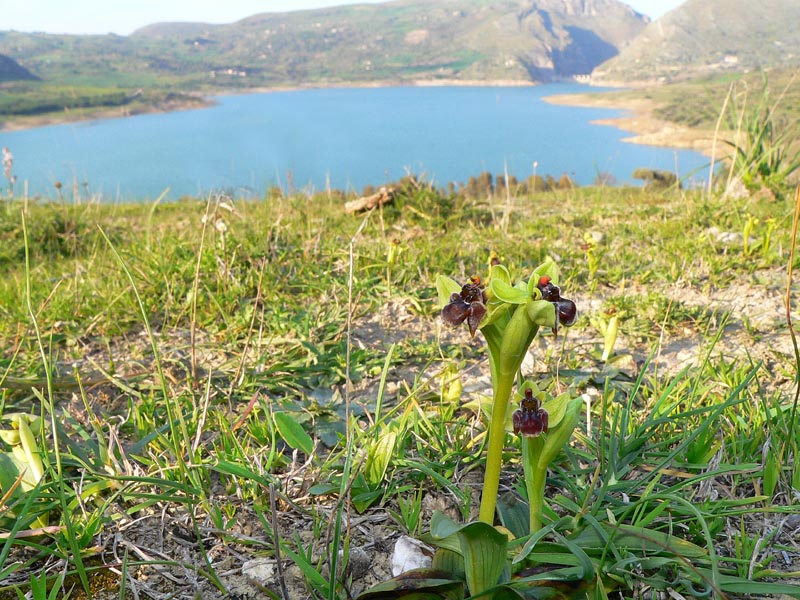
[0,184,798,598]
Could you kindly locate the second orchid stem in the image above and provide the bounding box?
[522,435,547,533]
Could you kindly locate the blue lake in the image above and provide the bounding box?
[1,84,708,201]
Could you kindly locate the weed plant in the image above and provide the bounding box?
[715,76,800,200]
[0,183,799,599]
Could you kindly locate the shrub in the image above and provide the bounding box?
[632,167,679,189]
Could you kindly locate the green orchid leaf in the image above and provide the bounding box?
[430,511,462,539]
[570,523,708,559]
[0,452,28,498]
[540,391,575,431]
[510,567,594,598]
[492,278,531,305]
[436,275,462,308]
[432,547,466,582]
[531,259,560,286]
[496,493,530,541]
[526,300,556,329]
[538,397,581,470]
[456,521,509,596]
[424,511,464,554]
[1,413,43,429]
[489,264,512,286]
[425,514,512,596]
[482,297,512,330]
[356,571,465,600]
[473,585,528,600]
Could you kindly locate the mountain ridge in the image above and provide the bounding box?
[593,0,800,83]
[0,0,647,88]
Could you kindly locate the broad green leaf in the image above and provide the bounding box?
[356,571,465,600]
[540,392,578,431]
[273,412,314,455]
[0,453,26,500]
[526,300,555,329]
[432,547,466,582]
[429,511,462,540]
[511,564,588,585]
[424,511,464,554]
[570,523,708,559]
[457,521,509,596]
[436,275,462,308]
[491,278,530,305]
[482,298,512,330]
[497,493,530,540]
[529,260,560,291]
[472,585,528,600]
[489,264,512,286]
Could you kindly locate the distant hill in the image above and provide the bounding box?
[0,53,38,82]
[0,0,647,88]
[593,0,800,83]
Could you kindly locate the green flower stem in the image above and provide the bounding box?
[479,374,514,524]
[479,304,538,524]
[522,435,547,533]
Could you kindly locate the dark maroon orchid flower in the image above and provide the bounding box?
[536,275,577,330]
[512,388,549,437]
[441,275,488,337]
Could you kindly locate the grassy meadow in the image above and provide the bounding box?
[1,178,800,599]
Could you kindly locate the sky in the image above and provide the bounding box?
[3,0,686,36]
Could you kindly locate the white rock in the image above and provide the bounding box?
[391,536,431,577]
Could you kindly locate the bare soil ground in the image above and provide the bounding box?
[3,266,799,599]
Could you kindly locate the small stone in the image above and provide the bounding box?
[724,176,749,200]
[391,536,432,576]
[345,546,371,579]
[242,558,276,586]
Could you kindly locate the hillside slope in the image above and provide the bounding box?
[0,53,38,82]
[593,0,800,83]
[0,0,647,88]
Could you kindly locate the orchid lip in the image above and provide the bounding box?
[513,388,549,437]
[441,277,489,337]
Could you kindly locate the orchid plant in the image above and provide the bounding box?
[436,258,579,531]
[357,261,582,599]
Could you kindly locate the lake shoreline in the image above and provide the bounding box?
[543,91,719,158]
[0,94,213,132]
[0,79,536,133]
